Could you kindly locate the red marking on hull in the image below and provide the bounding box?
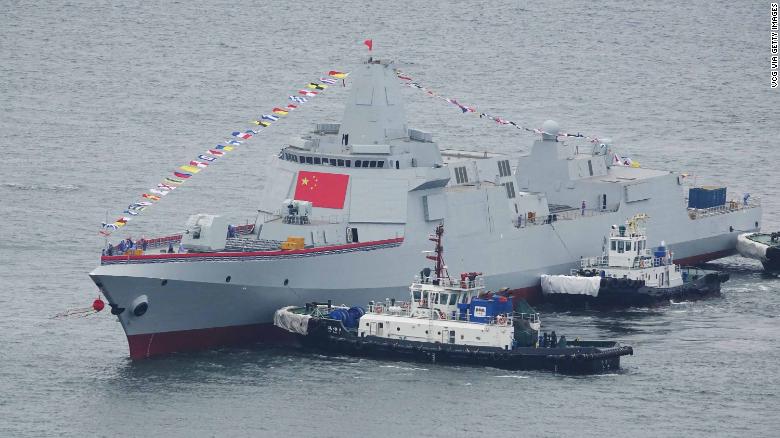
[127,323,296,360]
[506,285,543,304]
[675,249,735,265]
[102,237,403,263]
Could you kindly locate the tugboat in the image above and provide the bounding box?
[274,224,633,374]
[541,214,729,308]
[736,232,780,274]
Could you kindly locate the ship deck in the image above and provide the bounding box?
[747,233,780,246]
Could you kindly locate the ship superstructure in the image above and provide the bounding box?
[90,57,762,359]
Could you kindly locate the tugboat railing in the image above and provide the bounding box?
[365,300,527,326]
[580,254,676,271]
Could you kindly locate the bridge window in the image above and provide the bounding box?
[498,159,511,177]
[587,160,594,176]
[345,160,351,167]
[330,158,337,166]
[313,157,321,165]
[355,160,362,167]
[337,159,344,166]
[618,241,625,253]
[305,156,313,164]
[377,161,384,168]
[369,161,377,168]
[449,294,458,305]
[626,241,632,251]
[611,240,616,251]
[454,166,469,184]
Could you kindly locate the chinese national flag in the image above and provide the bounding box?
[293,171,350,209]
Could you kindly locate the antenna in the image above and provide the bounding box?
[425,223,448,280]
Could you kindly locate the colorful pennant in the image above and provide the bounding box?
[100,68,349,234]
[394,69,618,146]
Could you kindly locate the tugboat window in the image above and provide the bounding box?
[449,294,458,305]
[618,241,625,253]
[611,241,616,251]
[413,291,421,301]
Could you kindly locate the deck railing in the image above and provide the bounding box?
[687,198,761,219]
[514,205,620,228]
[103,223,255,255]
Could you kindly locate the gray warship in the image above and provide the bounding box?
[90,57,762,359]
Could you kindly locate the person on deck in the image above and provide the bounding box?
[107,243,114,256]
[167,242,174,253]
[581,201,586,216]
[141,238,148,252]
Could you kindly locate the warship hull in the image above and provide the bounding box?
[91,207,757,359]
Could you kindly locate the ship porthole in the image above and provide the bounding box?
[161,279,168,286]
[226,276,231,283]
[284,279,289,286]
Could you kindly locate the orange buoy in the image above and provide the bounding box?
[92,298,105,312]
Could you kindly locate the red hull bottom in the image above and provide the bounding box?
[127,323,297,360]
[125,248,735,359]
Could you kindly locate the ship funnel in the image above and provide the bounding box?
[338,58,408,145]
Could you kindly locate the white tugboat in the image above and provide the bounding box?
[274,224,633,374]
[541,214,729,307]
[736,232,780,274]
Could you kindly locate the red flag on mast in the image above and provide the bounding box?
[363,39,373,51]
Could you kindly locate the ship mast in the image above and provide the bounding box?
[426,223,448,280]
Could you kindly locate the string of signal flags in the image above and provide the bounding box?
[393,68,640,167]
[99,69,350,235]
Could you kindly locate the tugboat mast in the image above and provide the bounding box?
[426,223,448,281]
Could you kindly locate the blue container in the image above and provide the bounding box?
[688,187,726,209]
